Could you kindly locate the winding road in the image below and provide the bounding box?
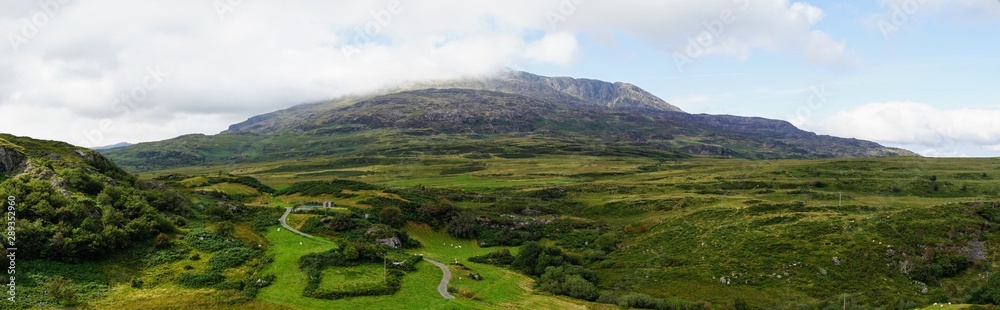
[425,259,455,300]
[279,207,315,239]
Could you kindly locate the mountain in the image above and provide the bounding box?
[103,71,915,172]
[223,70,683,134]
[91,142,133,151]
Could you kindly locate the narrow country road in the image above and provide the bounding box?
[425,259,455,300]
[280,207,315,239]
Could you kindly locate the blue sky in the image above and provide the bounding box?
[525,1,1000,156]
[0,0,998,156]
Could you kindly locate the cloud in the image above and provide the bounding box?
[0,0,851,146]
[550,0,855,68]
[804,101,1000,156]
[877,0,1000,22]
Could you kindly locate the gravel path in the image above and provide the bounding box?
[279,207,315,239]
[425,259,455,300]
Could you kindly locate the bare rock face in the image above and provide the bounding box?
[376,237,402,249]
[0,145,26,174]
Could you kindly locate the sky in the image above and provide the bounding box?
[0,0,998,157]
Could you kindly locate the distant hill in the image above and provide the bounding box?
[103,71,915,172]
[91,142,133,151]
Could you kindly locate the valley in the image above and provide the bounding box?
[2,72,998,309]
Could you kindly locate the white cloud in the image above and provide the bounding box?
[877,0,1000,22]
[0,0,852,146]
[804,101,1000,156]
[549,0,855,67]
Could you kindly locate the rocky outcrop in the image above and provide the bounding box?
[0,144,26,174]
[376,237,402,249]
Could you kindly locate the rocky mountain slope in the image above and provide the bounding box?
[224,70,682,134]
[103,71,915,172]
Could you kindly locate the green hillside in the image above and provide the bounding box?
[6,72,998,309]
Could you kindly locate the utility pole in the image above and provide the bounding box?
[839,192,842,207]
[383,255,387,284]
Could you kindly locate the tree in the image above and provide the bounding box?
[512,242,544,275]
[378,206,405,228]
[972,272,1000,304]
[446,213,477,239]
[46,276,77,305]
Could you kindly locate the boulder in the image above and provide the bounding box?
[0,145,26,174]
[376,237,402,249]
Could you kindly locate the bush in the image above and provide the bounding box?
[46,276,77,305]
[177,271,225,288]
[277,180,379,196]
[446,213,477,239]
[469,249,516,266]
[251,212,280,232]
[378,206,406,228]
[214,221,235,236]
[539,265,599,301]
[208,247,261,270]
[511,241,580,276]
[154,233,172,249]
[143,248,189,267]
[187,229,241,252]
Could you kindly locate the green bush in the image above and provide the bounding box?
[538,265,599,301]
[469,249,515,266]
[277,180,379,196]
[208,247,261,270]
[187,229,241,252]
[176,271,225,288]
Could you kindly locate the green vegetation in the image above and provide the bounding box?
[9,129,1000,309]
[123,154,1000,308]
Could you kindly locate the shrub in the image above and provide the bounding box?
[469,249,515,266]
[208,248,261,270]
[446,213,477,239]
[378,206,405,228]
[214,221,235,236]
[539,265,599,301]
[252,212,280,232]
[187,229,240,252]
[46,276,77,305]
[177,271,225,288]
[276,180,378,196]
[154,233,172,249]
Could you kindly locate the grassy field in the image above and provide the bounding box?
[248,221,608,310]
[111,155,1000,308]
